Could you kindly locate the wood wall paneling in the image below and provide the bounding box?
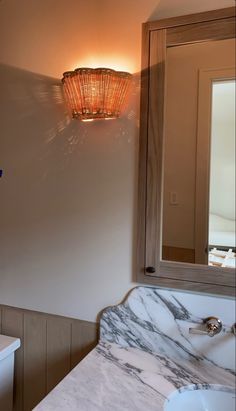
[0,305,98,411]
[46,317,71,393]
[23,313,47,410]
[71,320,98,368]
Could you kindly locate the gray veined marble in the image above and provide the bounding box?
[34,341,235,411]
[100,286,235,372]
[34,287,235,411]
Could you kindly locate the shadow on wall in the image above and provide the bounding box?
[0,63,86,172]
[0,64,140,311]
[0,62,140,178]
[0,62,139,222]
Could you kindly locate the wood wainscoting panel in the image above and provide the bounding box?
[0,304,98,411]
[23,313,47,410]
[71,320,99,369]
[46,317,71,393]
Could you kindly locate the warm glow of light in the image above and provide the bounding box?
[82,117,116,122]
[72,55,136,74]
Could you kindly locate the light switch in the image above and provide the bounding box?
[170,191,178,205]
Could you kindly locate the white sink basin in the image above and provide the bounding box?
[164,385,235,411]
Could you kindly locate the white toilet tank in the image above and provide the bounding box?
[0,334,21,411]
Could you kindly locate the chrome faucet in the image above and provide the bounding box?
[189,317,222,337]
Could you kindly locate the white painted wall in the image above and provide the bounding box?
[0,0,235,321]
[0,64,139,321]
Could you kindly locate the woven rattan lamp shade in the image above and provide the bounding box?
[62,68,132,121]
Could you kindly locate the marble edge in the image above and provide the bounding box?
[0,334,21,361]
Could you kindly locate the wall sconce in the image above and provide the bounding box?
[62,68,132,121]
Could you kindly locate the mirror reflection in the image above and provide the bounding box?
[162,39,235,268]
[209,80,235,268]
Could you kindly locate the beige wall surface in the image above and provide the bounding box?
[0,0,235,321]
[0,0,233,77]
[163,39,235,250]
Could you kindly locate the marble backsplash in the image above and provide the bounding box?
[100,286,235,372]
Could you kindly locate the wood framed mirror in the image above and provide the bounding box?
[137,7,235,296]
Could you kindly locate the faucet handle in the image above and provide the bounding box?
[204,317,222,337]
[189,316,222,337]
[189,328,209,335]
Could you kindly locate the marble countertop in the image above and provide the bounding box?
[34,341,234,411]
[33,287,236,410]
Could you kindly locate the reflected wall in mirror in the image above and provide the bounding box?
[162,39,235,268]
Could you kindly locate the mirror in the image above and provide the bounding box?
[137,7,235,296]
[162,39,235,268]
